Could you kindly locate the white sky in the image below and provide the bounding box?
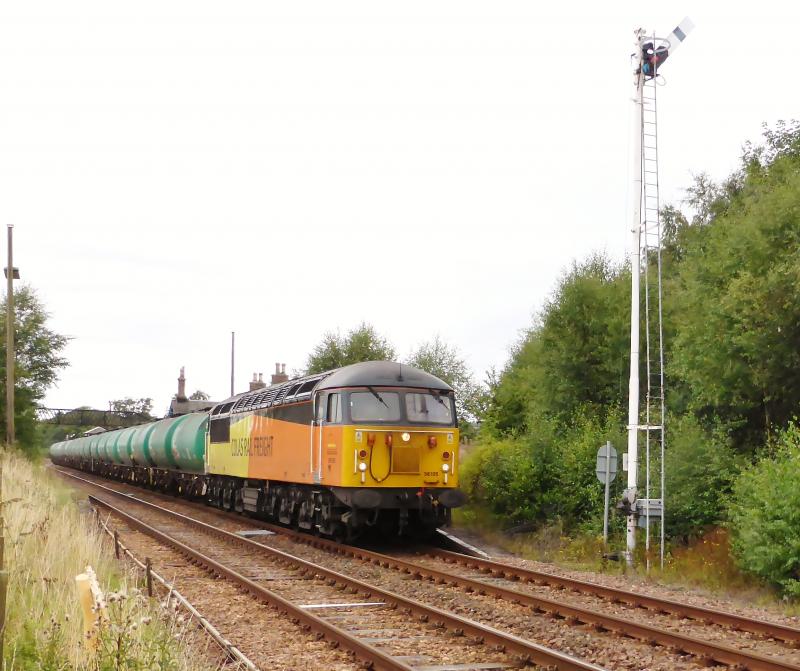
[0,1,797,414]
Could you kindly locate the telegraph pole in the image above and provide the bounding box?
[230,331,235,396]
[5,225,17,447]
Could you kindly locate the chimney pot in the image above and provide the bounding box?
[177,367,187,401]
[275,363,280,374]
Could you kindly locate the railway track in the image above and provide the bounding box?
[75,476,605,671]
[224,520,800,671]
[58,467,800,671]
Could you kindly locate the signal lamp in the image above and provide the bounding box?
[401,432,411,442]
[359,449,367,458]
[442,451,450,460]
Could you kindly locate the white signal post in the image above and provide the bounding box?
[625,19,693,565]
[625,29,645,565]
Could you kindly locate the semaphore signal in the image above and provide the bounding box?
[624,17,694,569]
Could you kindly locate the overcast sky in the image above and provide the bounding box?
[0,1,797,414]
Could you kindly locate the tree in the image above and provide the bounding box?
[109,397,154,418]
[0,286,69,448]
[406,336,485,422]
[306,322,396,374]
[668,122,800,450]
[189,390,210,400]
[484,254,629,436]
[729,423,800,596]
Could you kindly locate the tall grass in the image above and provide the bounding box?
[1,450,212,670]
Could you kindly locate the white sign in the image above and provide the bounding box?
[596,443,618,483]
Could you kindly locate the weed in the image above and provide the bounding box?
[1,450,213,670]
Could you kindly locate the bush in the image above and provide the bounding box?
[728,423,800,596]
[461,415,562,524]
[665,416,741,540]
[461,410,624,531]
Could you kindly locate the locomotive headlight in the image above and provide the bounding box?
[401,432,411,442]
[442,463,450,473]
[358,462,367,472]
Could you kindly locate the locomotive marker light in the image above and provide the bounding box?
[625,17,693,566]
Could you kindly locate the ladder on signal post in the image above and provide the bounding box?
[640,54,666,570]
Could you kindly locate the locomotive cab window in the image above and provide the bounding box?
[405,392,454,425]
[209,416,230,443]
[349,390,401,423]
[327,393,342,423]
[315,394,327,422]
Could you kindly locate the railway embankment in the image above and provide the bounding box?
[0,450,214,671]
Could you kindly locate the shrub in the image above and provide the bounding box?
[665,416,741,540]
[728,423,800,596]
[462,410,624,531]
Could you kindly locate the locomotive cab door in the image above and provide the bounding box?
[311,393,325,483]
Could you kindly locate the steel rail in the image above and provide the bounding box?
[425,548,800,645]
[93,507,259,671]
[194,518,800,671]
[57,467,800,671]
[58,468,800,671]
[80,486,606,671]
[88,495,414,671]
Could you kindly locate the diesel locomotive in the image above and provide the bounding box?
[50,361,467,539]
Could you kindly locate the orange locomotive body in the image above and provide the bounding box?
[205,361,466,539]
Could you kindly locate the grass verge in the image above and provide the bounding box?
[1,449,216,671]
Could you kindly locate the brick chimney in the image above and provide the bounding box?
[176,366,187,401]
[249,372,267,391]
[271,362,288,385]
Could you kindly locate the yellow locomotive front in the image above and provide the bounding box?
[306,362,467,538]
[204,361,466,540]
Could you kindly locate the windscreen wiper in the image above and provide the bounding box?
[366,386,389,409]
[431,390,447,406]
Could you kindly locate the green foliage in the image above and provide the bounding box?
[483,254,629,436]
[406,335,485,422]
[109,398,154,416]
[0,285,69,448]
[188,389,209,401]
[668,135,800,448]
[462,410,624,531]
[729,423,800,597]
[477,120,800,554]
[665,416,741,540]
[305,322,396,374]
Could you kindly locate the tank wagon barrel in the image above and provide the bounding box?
[50,361,466,540]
